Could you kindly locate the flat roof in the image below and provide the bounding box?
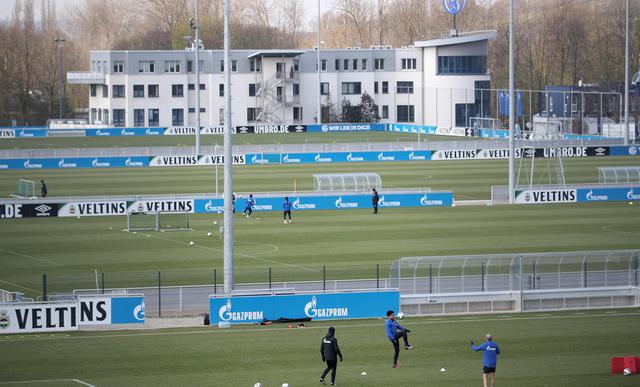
[247,50,307,59]
[414,30,497,48]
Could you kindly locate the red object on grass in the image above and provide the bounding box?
[611,356,640,374]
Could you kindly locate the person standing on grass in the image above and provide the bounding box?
[40,180,47,197]
[385,310,413,368]
[471,334,501,387]
[232,193,236,214]
[320,326,343,385]
[283,196,292,224]
[243,194,255,217]
[372,188,379,214]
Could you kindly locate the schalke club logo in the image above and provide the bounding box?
[443,0,466,15]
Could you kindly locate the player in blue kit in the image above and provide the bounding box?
[471,334,501,387]
[243,194,255,218]
[385,310,413,368]
[283,196,292,224]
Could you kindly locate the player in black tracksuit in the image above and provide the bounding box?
[320,327,343,385]
[372,188,379,214]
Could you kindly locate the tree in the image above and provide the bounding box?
[322,93,340,123]
[359,92,379,122]
[340,97,360,123]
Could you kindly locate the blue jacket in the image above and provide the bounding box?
[385,318,405,341]
[245,198,255,209]
[283,200,292,211]
[471,341,501,367]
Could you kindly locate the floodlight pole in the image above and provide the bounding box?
[55,37,65,119]
[624,0,630,146]
[223,0,234,294]
[317,0,322,124]
[508,0,515,204]
[195,0,202,156]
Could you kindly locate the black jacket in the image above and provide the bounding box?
[372,192,379,205]
[321,334,343,361]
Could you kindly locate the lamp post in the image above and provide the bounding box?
[317,0,322,124]
[189,1,202,156]
[223,0,234,295]
[54,37,65,119]
[624,0,630,146]
[508,0,515,204]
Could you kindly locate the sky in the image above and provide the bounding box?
[0,0,334,22]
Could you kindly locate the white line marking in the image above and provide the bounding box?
[602,224,640,236]
[0,248,61,266]
[0,379,95,386]
[0,279,40,293]
[3,311,639,343]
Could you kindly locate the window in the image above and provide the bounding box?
[343,59,349,71]
[113,61,124,73]
[320,82,329,95]
[112,85,125,98]
[293,106,303,121]
[112,109,125,127]
[250,58,262,72]
[341,82,361,95]
[219,84,224,97]
[382,81,389,94]
[138,61,155,73]
[219,108,224,125]
[249,84,256,97]
[397,105,415,122]
[293,83,300,96]
[247,107,259,122]
[188,108,196,113]
[293,60,299,72]
[134,109,145,127]
[362,59,367,71]
[133,84,145,98]
[200,107,206,113]
[374,82,379,94]
[374,58,385,70]
[199,84,205,90]
[401,58,417,70]
[187,60,193,73]
[335,59,340,71]
[148,84,159,98]
[397,81,414,94]
[231,60,238,72]
[381,105,389,119]
[164,60,181,73]
[90,84,97,97]
[353,59,358,71]
[102,85,108,98]
[172,84,184,97]
[188,84,195,91]
[321,59,327,71]
[437,55,487,74]
[172,109,184,126]
[220,60,224,72]
[148,109,159,126]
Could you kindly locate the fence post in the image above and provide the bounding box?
[376,264,380,289]
[101,272,105,294]
[635,255,639,287]
[158,271,162,318]
[269,267,272,290]
[481,262,485,292]
[42,274,47,301]
[532,261,537,290]
[583,258,588,288]
[323,266,326,292]
[214,269,217,295]
[429,264,432,294]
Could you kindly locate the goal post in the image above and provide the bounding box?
[11,179,36,199]
[127,211,192,232]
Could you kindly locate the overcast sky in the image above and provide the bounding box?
[0,0,334,23]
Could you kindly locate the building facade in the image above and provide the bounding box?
[67,31,496,129]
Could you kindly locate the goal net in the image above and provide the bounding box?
[127,211,192,232]
[11,179,36,198]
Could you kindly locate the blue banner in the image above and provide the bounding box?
[610,145,640,157]
[306,123,386,133]
[111,296,145,324]
[387,124,437,134]
[0,156,150,170]
[85,128,164,137]
[210,291,399,324]
[15,129,48,138]
[577,187,640,203]
[194,192,452,214]
[498,91,523,117]
[245,151,432,165]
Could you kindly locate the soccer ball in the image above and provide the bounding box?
[440,368,447,372]
[623,368,632,376]
[361,371,367,376]
[281,384,290,387]
[396,312,405,319]
[207,232,212,237]
[189,241,194,246]
[254,384,262,387]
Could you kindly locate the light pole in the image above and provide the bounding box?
[54,37,65,119]
[508,0,515,204]
[223,0,234,295]
[624,0,630,145]
[317,0,322,124]
[189,1,202,156]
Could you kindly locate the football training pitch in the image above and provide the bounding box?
[0,309,639,386]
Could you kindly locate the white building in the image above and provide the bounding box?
[67,31,496,129]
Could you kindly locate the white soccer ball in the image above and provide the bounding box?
[440,368,447,372]
[396,312,405,319]
[451,203,457,207]
[213,221,218,225]
[254,384,262,387]
[624,368,632,376]
[281,384,289,387]
[361,371,367,376]
[207,232,212,237]
[189,241,194,246]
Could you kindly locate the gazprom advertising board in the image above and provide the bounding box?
[209,291,399,325]
[0,296,145,334]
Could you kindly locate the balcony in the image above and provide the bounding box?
[67,71,106,84]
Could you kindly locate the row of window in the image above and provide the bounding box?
[333,81,414,95]
[437,55,487,75]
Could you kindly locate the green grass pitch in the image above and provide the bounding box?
[0,310,639,386]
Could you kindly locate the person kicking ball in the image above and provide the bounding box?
[385,310,413,368]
